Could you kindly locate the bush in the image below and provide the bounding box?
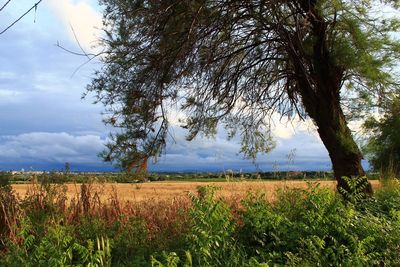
[185,186,246,266]
[239,182,400,265]
[2,180,400,266]
[2,220,111,267]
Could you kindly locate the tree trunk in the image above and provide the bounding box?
[282,2,373,194]
[313,100,373,194]
[299,82,373,195]
[286,5,374,195]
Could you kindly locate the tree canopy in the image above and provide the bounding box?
[88,0,400,191]
[364,95,400,176]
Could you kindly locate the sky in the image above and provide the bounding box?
[0,0,340,172]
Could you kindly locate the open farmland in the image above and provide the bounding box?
[12,180,380,203]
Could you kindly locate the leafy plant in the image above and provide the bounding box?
[2,179,400,266]
[3,221,112,267]
[151,251,192,267]
[186,186,246,266]
[338,176,370,203]
[363,96,400,176]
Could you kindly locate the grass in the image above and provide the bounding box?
[11,180,348,203]
[0,176,399,266]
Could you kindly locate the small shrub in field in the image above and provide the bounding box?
[338,176,370,203]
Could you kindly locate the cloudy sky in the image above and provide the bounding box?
[0,0,337,172]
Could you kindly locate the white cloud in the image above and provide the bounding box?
[272,123,296,139]
[167,108,187,126]
[0,132,106,163]
[269,115,319,141]
[47,0,103,51]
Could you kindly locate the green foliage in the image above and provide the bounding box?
[2,181,400,266]
[4,171,338,184]
[186,186,246,266]
[151,251,192,267]
[20,181,68,239]
[371,178,400,216]
[36,172,69,184]
[338,176,370,203]
[106,218,150,266]
[239,183,400,265]
[0,171,12,188]
[3,220,112,267]
[364,96,400,176]
[76,217,108,242]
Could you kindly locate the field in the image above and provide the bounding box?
[2,177,400,266]
[11,179,380,203]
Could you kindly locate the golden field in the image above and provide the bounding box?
[11,179,380,203]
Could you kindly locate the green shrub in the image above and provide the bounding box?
[108,218,149,266]
[151,251,192,267]
[75,217,108,242]
[373,178,400,215]
[0,172,12,188]
[2,220,111,267]
[2,180,400,266]
[184,186,247,266]
[20,182,67,239]
[239,182,400,265]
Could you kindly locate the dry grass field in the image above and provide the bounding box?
[11,179,380,203]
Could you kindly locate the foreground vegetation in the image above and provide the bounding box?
[1,176,400,266]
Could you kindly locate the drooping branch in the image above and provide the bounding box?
[88,0,400,188]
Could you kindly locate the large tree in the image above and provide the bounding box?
[88,0,400,193]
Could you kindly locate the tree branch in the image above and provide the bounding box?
[0,0,42,35]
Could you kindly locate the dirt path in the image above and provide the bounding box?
[11,180,380,203]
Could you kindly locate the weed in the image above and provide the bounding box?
[2,179,400,266]
[0,181,20,250]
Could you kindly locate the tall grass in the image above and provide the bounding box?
[1,178,400,266]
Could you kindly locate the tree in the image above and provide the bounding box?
[363,96,400,176]
[64,162,71,174]
[88,0,400,193]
